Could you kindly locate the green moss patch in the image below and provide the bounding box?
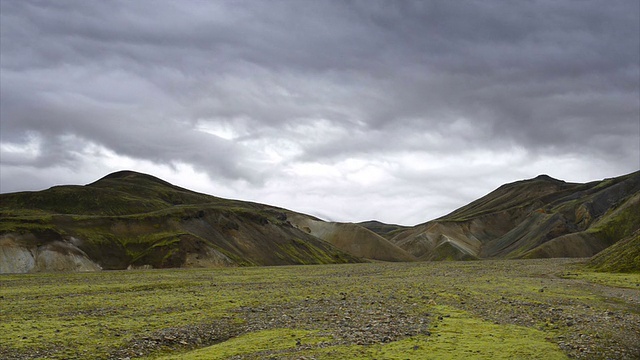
[562,271,640,289]
[156,329,329,360]
[307,306,567,360]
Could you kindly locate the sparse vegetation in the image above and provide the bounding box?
[1,171,638,359]
[1,259,638,359]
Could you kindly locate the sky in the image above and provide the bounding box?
[1,0,639,226]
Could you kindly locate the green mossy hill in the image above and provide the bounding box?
[588,230,640,273]
[0,171,362,272]
[390,171,640,261]
[0,170,229,216]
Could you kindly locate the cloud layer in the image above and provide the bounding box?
[1,0,638,225]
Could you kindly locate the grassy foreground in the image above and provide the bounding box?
[1,259,638,359]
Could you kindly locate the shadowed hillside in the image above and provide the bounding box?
[587,229,640,272]
[389,171,640,261]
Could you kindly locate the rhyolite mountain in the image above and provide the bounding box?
[382,171,640,262]
[0,171,413,273]
[1,170,638,273]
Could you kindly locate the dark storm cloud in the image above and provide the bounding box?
[1,0,638,223]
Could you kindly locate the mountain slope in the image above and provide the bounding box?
[0,171,368,272]
[390,171,640,260]
[587,229,640,273]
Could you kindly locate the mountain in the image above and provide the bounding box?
[388,171,640,261]
[2,170,402,273]
[2,170,638,273]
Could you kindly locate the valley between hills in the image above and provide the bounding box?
[0,171,639,359]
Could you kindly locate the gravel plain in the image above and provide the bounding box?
[1,259,638,359]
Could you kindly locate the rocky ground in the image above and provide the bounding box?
[1,259,638,359]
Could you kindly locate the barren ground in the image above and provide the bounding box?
[1,259,638,359]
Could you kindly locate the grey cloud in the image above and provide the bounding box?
[0,70,255,182]
[1,0,638,222]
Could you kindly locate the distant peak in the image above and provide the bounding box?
[101,170,146,179]
[89,170,173,187]
[495,174,566,191]
[532,174,563,183]
[359,220,385,225]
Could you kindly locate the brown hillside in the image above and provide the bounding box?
[287,214,416,262]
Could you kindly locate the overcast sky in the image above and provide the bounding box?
[1,1,638,225]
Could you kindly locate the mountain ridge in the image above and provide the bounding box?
[1,170,638,273]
